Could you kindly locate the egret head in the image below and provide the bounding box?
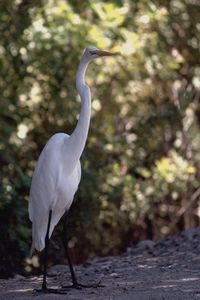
[83,47,113,62]
[76,47,114,91]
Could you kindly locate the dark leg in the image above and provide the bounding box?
[62,210,78,285]
[36,210,66,294]
[42,209,52,290]
[62,210,101,289]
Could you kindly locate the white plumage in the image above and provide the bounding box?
[29,133,81,251]
[28,47,113,254]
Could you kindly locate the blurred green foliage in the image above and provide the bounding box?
[0,0,200,277]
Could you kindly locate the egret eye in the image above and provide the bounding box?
[89,51,96,55]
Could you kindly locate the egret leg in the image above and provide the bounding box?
[36,210,66,295]
[61,210,101,290]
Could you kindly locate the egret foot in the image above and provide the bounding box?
[61,211,104,290]
[61,279,102,290]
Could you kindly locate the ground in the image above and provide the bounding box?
[1,228,200,300]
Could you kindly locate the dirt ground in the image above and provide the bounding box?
[1,228,200,300]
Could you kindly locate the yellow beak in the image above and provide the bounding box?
[95,50,114,57]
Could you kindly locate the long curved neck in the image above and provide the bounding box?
[67,58,91,168]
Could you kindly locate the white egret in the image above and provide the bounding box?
[28,47,113,293]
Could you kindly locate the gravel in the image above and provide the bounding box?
[1,228,200,299]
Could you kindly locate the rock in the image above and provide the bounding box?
[182,228,200,241]
[110,272,119,278]
[136,239,156,251]
[14,274,25,280]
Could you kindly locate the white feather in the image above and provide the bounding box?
[29,133,81,251]
[28,47,113,253]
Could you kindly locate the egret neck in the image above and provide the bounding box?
[67,57,91,171]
